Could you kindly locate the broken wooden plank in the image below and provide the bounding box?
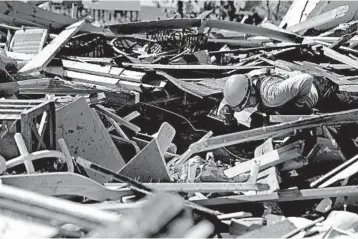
[19,88,101,95]
[0,172,133,201]
[224,141,303,178]
[320,45,358,70]
[189,108,358,154]
[122,62,270,71]
[156,71,220,98]
[107,116,130,141]
[205,19,303,43]
[192,186,358,206]
[56,97,125,183]
[119,139,171,182]
[107,111,140,132]
[311,154,358,188]
[19,20,86,74]
[46,68,158,92]
[318,160,358,188]
[270,115,314,123]
[62,59,124,78]
[153,122,176,156]
[105,182,267,193]
[94,104,141,133]
[287,5,349,34]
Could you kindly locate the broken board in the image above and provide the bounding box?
[252,139,280,193]
[153,122,176,155]
[0,172,133,201]
[119,139,171,182]
[56,97,125,183]
[19,19,86,74]
[189,108,358,153]
[224,141,303,178]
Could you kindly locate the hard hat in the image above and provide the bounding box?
[223,74,252,111]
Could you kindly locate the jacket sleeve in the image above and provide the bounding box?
[260,73,317,108]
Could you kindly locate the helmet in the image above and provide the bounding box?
[223,74,252,111]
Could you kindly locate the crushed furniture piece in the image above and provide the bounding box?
[0,99,56,153]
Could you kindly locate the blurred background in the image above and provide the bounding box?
[29,0,292,27]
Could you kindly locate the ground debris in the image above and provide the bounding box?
[3,1,358,238]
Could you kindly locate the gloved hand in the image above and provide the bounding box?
[219,104,236,126]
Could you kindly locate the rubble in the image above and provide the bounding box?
[4,0,358,238]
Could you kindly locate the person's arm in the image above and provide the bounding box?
[218,99,236,126]
[260,73,316,109]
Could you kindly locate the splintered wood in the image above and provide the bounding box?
[20,20,86,74]
[6,2,358,238]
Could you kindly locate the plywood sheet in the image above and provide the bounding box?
[0,172,133,201]
[56,97,125,183]
[119,139,171,182]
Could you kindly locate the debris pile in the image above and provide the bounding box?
[3,1,358,238]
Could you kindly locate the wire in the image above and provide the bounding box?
[140,102,208,133]
[222,147,249,161]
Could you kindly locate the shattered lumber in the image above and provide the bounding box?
[106,182,268,192]
[193,186,358,206]
[189,109,358,153]
[122,62,270,71]
[311,154,358,188]
[224,141,303,178]
[0,172,133,201]
[19,20,86,74]
[94,104,140,133]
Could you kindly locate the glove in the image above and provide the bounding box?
[219,105,236,126]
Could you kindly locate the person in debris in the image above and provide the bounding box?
[219,68,358,126]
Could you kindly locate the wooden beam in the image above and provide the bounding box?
[94,104,141,133]
[0,172,133,201]
[189,109,358,153]
[287,5,349,34]
[320,45,358,70]
[205,19,303,43]
[19,20,86,74]
[122,62,270,71]
[270,115,314,123]
[318,160,358,188]
[192,186,358,206]
[62,59,124,78]
[105,182,268,193]
[224,141,303,178]
[311,154,358,187]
